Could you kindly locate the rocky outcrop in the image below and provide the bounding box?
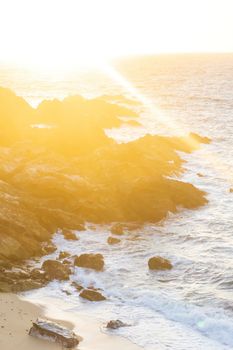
[42,260,71,280]
[79,289,106,301]
[0,87,209,279]
[148,256,173,270]
[74,254,104,271]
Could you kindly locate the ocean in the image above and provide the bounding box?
[1,53,233,349]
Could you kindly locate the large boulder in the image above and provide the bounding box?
[42,260,71,280]
[74,253,104,271]
[148,256,173,270]
[29,318,81,348]
[79,289,106,301]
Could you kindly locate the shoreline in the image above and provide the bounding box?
[0,293,142,350]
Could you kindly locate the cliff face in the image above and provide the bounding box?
[0,88,209,263]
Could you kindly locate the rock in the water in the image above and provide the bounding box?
[79,289,106,301]
[107,236,120,245]
[110,223,124,235]
[29,318,80,348]
[107,319,128,329]
[42,259,71,280]
[148,256,173,270]
[62,229,78,240]
[76,224,86,231]
[230,188,233,193]
[74,253,104,271]
[71,281,84,291]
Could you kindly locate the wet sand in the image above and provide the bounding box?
[0,293,141,350]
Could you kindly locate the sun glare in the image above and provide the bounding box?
[0,0,232,69]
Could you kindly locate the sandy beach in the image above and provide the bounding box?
[0,293,141,350]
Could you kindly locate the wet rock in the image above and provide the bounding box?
[58,251,71,260]
[29,318,80,348]
[30,268,47,280]
[107,320,129,329]
[62,229,78,241]
[62,259,72,265]
[148,256,173,270]
[62,289,72,295]
[76,223,86,231]
[42,260,71,280]
[74,253,104,271]
[79,289,106,301]
[107,236,120,245]
[42,243,56,254]
[110,223,124,235]
[12,279,45,292]
[197,173,204,178]
[230,188,233,193]
[71,281,84,291]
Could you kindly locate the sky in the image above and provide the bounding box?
[0,0,232,68]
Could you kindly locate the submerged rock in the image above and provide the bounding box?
[29,318,80,348]
[74,253,104,271]
[107,319,129,329]
[71,281,84,291]
[110,223,124,235]
[79,289,106,301]
[107,236,121,245]
[42,259,71,280]
[148,256,173,270]
[59,251,71,259]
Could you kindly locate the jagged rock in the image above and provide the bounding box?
[42,244,57,254]
[12,279,45,292]
[62,229,78,241]
[29,318,80,348]
[107,236,120,245]
[74,253,104,271]
[110,223,124,235]
[42,260,71,280]
[30,268,47,280]
[148,256,173,270]
[79,289,106,301]
[71,281,84,291]
[59,251,71,260]
[107,320,129,329]
[0,87,209,274]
